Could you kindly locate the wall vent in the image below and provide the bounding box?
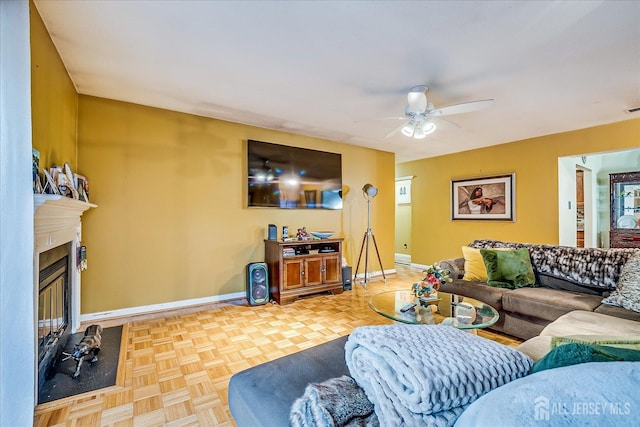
[624,106,640,114]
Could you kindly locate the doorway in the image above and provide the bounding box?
[395,178,412,265]
[558,148,640,248]
[574,168,593,247]
[576,169,584,247]
[558,158,594,247]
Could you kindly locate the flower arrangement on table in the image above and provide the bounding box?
[411,264,452,300]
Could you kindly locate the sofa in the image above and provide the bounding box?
[437,239,640,340]
[229,242,640,425]
[228,310,640,426]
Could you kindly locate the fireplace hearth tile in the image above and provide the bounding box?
[38,325,124,405]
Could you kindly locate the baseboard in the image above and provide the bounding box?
[80,265,400,323]
[79,291,246,324]
[395,253,411,265]
[410,262,430,270]
[353,268,396,280]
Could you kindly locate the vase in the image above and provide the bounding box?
[419,292,438,303]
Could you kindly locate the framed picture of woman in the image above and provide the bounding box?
[451,173,515,221]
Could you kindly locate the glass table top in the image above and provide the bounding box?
[368,290,499,330]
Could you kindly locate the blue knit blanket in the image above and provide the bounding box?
[345,325,533,426]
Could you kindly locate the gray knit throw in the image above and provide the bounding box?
[290,375,379,427]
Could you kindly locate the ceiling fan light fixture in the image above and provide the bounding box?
[401,122,416,137]
[401,120,436,139]
[423,121,436,135]
[413,125,427,139]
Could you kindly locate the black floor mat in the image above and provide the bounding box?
[38,325,123,404]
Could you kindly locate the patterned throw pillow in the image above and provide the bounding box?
[602,252,640,313]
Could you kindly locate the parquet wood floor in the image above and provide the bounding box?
[33,264,522,426]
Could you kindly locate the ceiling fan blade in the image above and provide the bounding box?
[379,116,411,121]
[353,116,406,124]
[430,117,461,130]
[384,121,411,138]
[431,99,495,117]
[407,86,428,113]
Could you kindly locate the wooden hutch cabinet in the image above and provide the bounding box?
[610,171,640,248]
[265,238,343,304]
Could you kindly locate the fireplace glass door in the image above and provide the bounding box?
[38,270,66,349]
[38,246,70,363]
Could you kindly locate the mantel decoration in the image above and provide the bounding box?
[411,264,452,301]
[35,157,91,203]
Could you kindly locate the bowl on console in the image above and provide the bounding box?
[310,231,335,239]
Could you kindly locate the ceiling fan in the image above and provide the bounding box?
[385,85,495,139]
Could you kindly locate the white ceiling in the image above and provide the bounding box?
[34,1,640,163]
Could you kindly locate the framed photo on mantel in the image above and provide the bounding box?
[74,174,90,203]
[451,173,515,221]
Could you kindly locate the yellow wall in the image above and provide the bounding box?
[396,118,640,264]
[30,1,78,172]
[77,96,395,312]
[30,2,394,314]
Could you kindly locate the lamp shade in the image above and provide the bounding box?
[362,183,378,198]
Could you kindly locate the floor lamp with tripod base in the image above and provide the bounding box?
[354,183,386,288]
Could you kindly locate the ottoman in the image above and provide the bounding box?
[515,310,640,361]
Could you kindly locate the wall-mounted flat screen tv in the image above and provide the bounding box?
[247,140,343,209]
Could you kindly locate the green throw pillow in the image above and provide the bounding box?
[531,342,640,374]
[480,248,536,289]
[551,335,640,351]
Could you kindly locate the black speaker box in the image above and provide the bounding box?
[342,266,352,290]
[247,262,269,306]
[268,224,277,240]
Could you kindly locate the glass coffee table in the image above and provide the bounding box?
[369,290,499,330]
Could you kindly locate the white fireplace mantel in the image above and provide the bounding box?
[34,194,97,332]
[34,194,96,252]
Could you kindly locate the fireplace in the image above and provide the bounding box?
[34,194,95,397]
[37,242,72,391]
